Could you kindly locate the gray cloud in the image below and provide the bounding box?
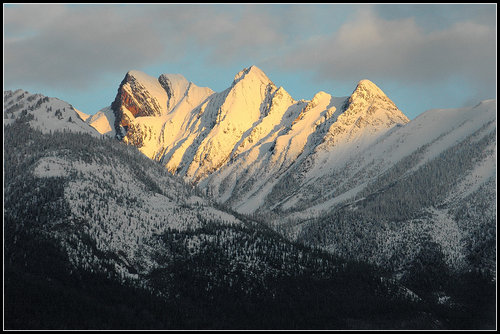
[5,5,171,89]
[373,4,497,32]
[142,4,287,63]
[274,6,495,87]
[4,3,497,104]
[4,4,287,90]
[4,4,67,34]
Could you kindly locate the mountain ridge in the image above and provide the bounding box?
[100,66,410,213]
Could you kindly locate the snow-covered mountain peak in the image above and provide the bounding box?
[158,73,190,111]
[356,79,383,90]
[158,73,214,112]
[341,79,409,124]
[126,69,149,79]
[354,79,386,97]
[111,70,170,140]
[158,73,189,99]
[113,70,168,117]
[232,65,274,87]
[125,70,166,95]
[80,68,415,215]
[311,91,331,104]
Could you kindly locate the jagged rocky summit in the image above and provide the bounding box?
[101,66,409,214]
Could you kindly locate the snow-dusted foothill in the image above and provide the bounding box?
[4,89,100,136]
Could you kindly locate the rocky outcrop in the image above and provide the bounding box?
[111,71,166,137]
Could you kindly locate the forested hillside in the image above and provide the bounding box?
[4,117,495,329]
[4,119,456,330]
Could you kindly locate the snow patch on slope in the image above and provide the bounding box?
[87,106,116,136]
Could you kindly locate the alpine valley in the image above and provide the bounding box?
[3,66,496,329]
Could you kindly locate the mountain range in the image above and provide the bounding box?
[82,66,410,214]
[3,65,496,329]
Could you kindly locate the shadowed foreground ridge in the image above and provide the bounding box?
[4,120,495,329]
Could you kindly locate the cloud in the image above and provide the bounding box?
[133,4,287,64]
[202,7,286,63]
[4,4,288,90]
[4,4,67,35]
[4,3,496,105]
[273,6,496,94]
[4,5,172,89]
[372,4,497,32]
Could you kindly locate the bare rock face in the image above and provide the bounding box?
[111,71,167,138]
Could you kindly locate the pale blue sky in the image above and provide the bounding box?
[4,4,497,119]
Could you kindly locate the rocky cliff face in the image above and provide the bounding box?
[111,71,168,139]
[110,70,214,154]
